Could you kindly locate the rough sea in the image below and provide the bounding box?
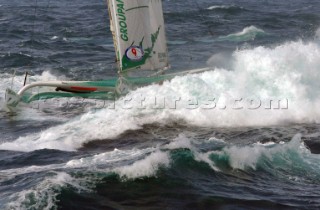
[1,0,320,209]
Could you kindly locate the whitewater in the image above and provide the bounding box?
[1,0,320,209]
[1,38,320,151]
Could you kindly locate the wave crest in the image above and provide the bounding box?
[218,26,266,42]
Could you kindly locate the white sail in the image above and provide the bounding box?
[108,0,169,73]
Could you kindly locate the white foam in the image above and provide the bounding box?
[231,26,265,37]
[0,147,158,183]
[164,134,220,171]
[165,134,193,150]
[255,141,276,146]
[2,40,320,151]
[0,164,62,180]
[66,147,155,167]
[218,26,266,42]
[213,134,304,170]
[0,71,68,122]
[207,137,226,143]
[114,150,170,179]
[0,149,171,207]
[0,73,24,96]
[50,36,59,40]
[207,5,229,10]
[207,5,239,10]
[315,28,320,40]
[5,172,82,210]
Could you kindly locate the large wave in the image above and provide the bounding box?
[1,134,320,209]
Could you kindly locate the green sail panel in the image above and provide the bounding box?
[108,0,169,73]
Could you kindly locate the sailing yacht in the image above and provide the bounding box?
[5,0,208,111]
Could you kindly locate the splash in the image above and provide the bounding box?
[1,39,320,151]
[316,28,320,40]
[217,26,267,42]
[65,147,156,168]
[4,172,83,210]
[0,71,67,121]
[208,134,320,183]
[2,134,320,208]
[114,150,170,179]
[0,71,65,98]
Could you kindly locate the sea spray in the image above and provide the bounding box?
[1,40,320,151]
[114,150,170,179]
[316,28,320,42]
[208,133,320,182]
[5,172,82,210]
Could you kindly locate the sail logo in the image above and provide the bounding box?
[116,0,128,41]
[125,46,144,61]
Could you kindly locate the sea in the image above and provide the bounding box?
[1,0,320,209]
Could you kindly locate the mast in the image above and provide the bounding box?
[107,0,169,76]
[107,0,121,73]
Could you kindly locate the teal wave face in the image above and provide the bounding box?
[2,132,320,209]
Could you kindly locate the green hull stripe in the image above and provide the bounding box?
[18,74,176,104]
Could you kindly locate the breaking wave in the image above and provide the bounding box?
[217,26,267,42]
[1,35,320,151]
[4,172,77,210]
[2,134,320,209]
